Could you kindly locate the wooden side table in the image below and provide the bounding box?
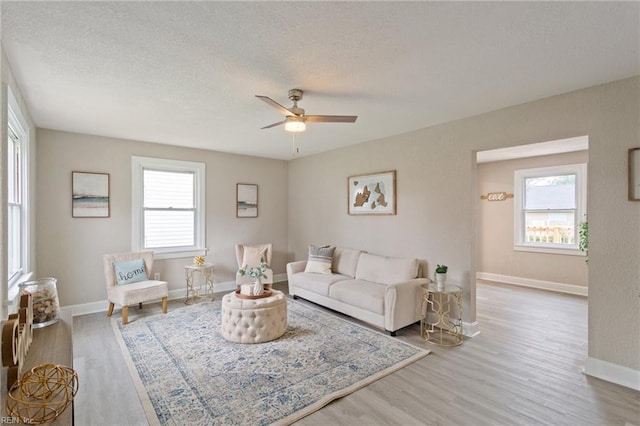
[184,263,214,304]
[420,282,463,346]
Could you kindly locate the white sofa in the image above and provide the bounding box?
[286,248,429,335]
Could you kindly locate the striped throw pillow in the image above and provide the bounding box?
[304,245,336,274]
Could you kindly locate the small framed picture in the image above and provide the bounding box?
[237,183,258,218]
[72,171,110,218]
[348,170,396,215]
[630,148,640,201]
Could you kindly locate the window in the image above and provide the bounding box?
[7,89,31,297]
[514,163,587,255]
[8,127,22,279]
[132,157,206,259]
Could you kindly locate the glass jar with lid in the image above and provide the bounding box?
[19,277,60,328]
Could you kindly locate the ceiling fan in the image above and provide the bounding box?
[256,89,358,132]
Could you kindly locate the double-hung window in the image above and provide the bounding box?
[132,156,206,259]
[514,163,587,255]
[7,89,30,298]
[8,127,22,280]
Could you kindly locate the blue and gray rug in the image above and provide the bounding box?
[113,298,430,426]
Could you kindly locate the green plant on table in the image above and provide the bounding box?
[435,264,448,274]
[579,221,588,264]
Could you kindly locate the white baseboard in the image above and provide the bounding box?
[65,274,289,317]
[583,357,640,391]
[476,272,588,297]
[463,321,480,338]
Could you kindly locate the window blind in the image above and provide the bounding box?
[143,169,195,249]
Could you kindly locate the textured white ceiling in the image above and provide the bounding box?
[1,2,638,160]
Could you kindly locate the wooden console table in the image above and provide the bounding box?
[2,309,73,425]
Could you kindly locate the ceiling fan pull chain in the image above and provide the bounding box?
[292,133,299,157]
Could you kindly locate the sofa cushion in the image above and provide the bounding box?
[304,245,336,274]
[355,253,419,285]
[332,248,362,277]
[290,272,351,296]
[329,279,386,314]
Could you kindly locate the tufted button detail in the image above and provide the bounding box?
[220,290,288,344]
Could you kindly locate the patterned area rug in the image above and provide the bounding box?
[112,298,430,426]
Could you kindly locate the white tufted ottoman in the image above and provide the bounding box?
[220,289,288,343]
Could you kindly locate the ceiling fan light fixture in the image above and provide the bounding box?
[285,117,306,132]
[256,89,357,131]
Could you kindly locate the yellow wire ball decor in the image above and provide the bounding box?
[193,256,205,266]
[6,364,78,424]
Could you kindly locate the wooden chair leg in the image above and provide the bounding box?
[122,306,129,325]
[138,302,142,309]
[106,302,114,317]
[162,297,168,314]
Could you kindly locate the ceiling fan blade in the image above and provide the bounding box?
[260,119,287,129]
[255,95,295,116]
[305,115,358,123]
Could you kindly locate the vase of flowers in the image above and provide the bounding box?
[238,257,268,296]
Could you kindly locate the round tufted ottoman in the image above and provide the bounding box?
[220,289,288,343]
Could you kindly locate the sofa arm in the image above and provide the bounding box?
[384,278,430,332]
[286,260,307,280]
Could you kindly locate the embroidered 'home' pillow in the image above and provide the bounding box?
[114,259,149,285]
[304,245,336,274]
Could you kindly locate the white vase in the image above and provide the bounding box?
[252,278,264,296]
[435,273,447,290]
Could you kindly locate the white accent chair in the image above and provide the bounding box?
[235,243,274,287]
[103,251,168,324]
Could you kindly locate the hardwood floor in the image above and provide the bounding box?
[72,281,640,425]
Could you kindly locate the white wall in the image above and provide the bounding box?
[477,150,589,288]
[36,129,288,307]
[1,44,37,403]
[1,48,6,321]
[288,121,480,321]
[0,46,37,319]
[288,77,640,375]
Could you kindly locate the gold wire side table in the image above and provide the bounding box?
[420,282,463,347]
[184,263,214,304]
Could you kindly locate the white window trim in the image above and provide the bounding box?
[514,163,587,256]
[7,88,31,302]
[132,156,207,260]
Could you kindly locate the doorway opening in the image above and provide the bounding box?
[475,135,589,296]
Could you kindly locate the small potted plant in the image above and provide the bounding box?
[579,220,588,264]
[238,257,268,295]
[434,264,448,289]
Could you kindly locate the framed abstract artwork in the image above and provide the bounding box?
[630,148,640,201]
[237,183,258,217]
[348,170,396,215]
[72,171,110,217]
